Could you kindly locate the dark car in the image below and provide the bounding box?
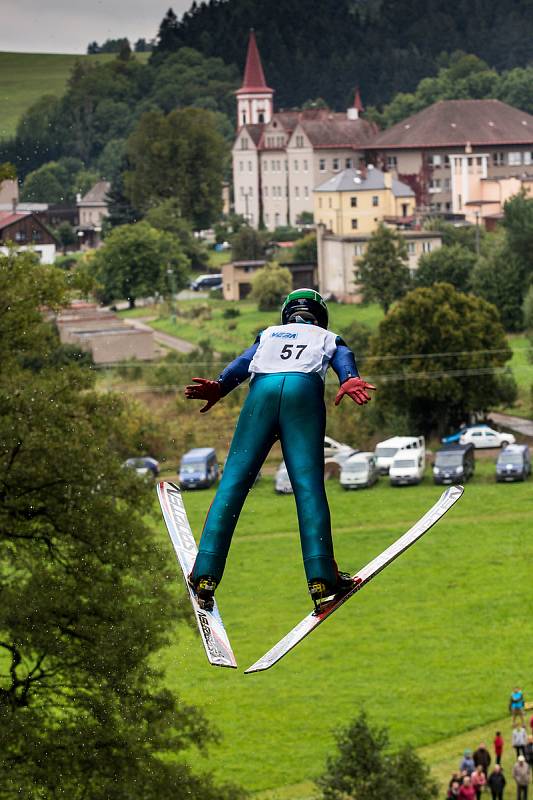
[496,444,531,482]
[433,443,475,485]
[190,274,223,292]
[123,457,160,477]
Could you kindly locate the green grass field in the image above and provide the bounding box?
[121,299,384,354]
[154,459,533,796]
[0,51,149,139]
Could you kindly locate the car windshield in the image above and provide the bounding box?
[376,447,398,458]
[181,462,204,474]
[435,453,463,467]
[498,453,523,465]
[393,459,415,468]
[345,462,367,473]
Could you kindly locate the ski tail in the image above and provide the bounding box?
[157,481,237,669]
[245,485,463,674]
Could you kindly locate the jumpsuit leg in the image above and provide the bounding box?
[191,376,280,584]
[278,373,338,586]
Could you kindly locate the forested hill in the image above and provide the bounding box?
[154,0,533,109]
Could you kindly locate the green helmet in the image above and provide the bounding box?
[281,288,328,329]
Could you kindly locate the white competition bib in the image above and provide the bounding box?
[249,323,337,381]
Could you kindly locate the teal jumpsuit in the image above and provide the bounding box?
[190,326,360,588]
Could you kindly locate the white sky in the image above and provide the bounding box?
[0,0,194,54]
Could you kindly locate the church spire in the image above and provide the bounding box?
[236,29,274,127]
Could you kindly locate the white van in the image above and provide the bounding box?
[374,436,425,474]
[389,447,426,486]
[340,452,379,490]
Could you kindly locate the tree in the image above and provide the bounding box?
[55,221,78,253]
[0,250,245,799]
[423,218,484,253]
[503,190,533,276]
[370,283,516,435]
[231,226,270,261]
[355,224,411,313]
[0,162,16,181]
[413,244,476,292]
[471,235,526,331]
[338,319,372,361]
[124,108,227,229]
[145,198,209,268]
[20,157,93,205]
[90,221,190,306]
[250,262,292,311]
[316,710,438,800]
[287,233,317,263]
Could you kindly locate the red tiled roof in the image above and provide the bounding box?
[0,211,30,229]
[299,115,376,149]
[236,30,273,95]
[369,99,533,149]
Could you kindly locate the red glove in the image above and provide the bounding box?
[184,377,222,413]
[335,377,376,406]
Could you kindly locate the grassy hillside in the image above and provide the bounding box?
[0,51,149,139]
[154,459,533,795]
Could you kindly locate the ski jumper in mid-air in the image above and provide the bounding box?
[185,289,376,611]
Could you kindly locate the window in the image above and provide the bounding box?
[265,213,269,224]
[277,160,281,171]
[296,135,304,148]
[242,112,246,124]
[443,178,451,191]
[524,152,533,165]
[285,160,288,171]
[354,244,364,256]
[328,198,332,208]
[32,229,42,241]
[264,186,269,196]
[350,197,357,207]
[295,186,300,197]
[401,203,409,217]
[422,241,432,253]
[493,152,505,166]
[372,195,379,206]
[351,218,358,229]
[508,152,522,165]
[241,137,248,150]
[303,160,309,172]
[445,201,452,211]
[319,197,322,208]
[429,154,442,167]
[294,160,299,171]
[240,187,245,196]
[271,160,275,171]
[15,230,26,242]
[346,158,353,169]
[387,155,398,168]
[333,158,340,171]
[258,112,264,123]
[304,186,309,198]
[429,178,441,193]
[319,158,326,171]
[239,161,244,172]
[407,242,416,255]
[248,186,253,196]
[248,161,253,172]
[263,161,268,171]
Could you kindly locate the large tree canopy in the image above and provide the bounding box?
[355,223,411,314]
[0,251,244,799]
[369,282,515,435]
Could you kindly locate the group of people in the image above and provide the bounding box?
[447,689,533,800]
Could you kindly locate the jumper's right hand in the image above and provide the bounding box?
[184,377,221,413]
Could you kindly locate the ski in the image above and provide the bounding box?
[245,484,463,674]
[156,481,237,669]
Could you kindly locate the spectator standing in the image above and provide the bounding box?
[525,737,533,768]
[459,776,477,800]
[495,732,505,766]
[510,688,526,726]
[529,715,533,738]
[475,743,492,776]
[514,726,528,758]
[512,755,530,800]
[488,764,506,800]
[462,750,476,776]
[472,764,488,799]
[448,779,462,799]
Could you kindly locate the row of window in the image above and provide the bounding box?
[318,195,380,208]
[352,241,433,257]
[264,185,310,198]
[13,230,43,242]
[265,135,286,148]
[429,178,451,192]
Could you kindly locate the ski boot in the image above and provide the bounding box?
[308,571,354,613]
[188,574,217,611]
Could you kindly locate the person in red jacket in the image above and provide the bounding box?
[459,775,477,800]
[494,731,504,766]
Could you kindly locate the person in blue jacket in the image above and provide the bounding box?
[185,289,375,611]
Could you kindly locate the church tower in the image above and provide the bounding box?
[235,30,274,127]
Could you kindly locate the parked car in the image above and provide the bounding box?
[189,273,223,292]
[374,436,425,475]
[496,444,531,482]
[123,456,160,477]
[179,447,218,489]
[389,448,425,486]
[275,461,293,494]
[459,425,515,449]
[340,452,379,489]
[433,443,475,485]
[441,423,489,444]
